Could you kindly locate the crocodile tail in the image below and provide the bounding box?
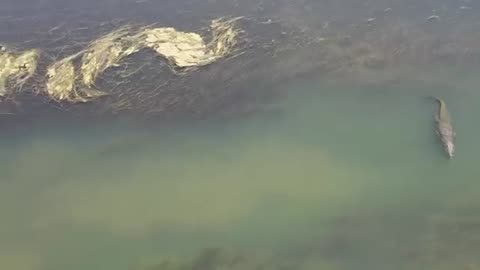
[423,95,441,102]
[425,96,445,109]
[421,95,435,102]
[433,96,443,104]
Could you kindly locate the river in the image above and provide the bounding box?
[1,65,480,270]
[2,0,480,269]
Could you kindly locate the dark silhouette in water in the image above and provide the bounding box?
[432,96,455,159]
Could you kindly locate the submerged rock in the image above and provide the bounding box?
[363,55,386,69]
[141,247,278,270]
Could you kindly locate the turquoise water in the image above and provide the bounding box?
[1,68,480,270]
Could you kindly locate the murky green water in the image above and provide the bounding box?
[2,68,480,270]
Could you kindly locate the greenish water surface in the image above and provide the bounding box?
[1,68,480,270]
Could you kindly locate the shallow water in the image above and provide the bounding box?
[1,67,480,270]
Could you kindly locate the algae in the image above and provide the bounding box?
[208,17,242,58]
[45,27,140,102]
[80,26,143,88]
[44,17,242,103]
[141,17,242,70]
[45,56,90,102]
[0,48,39,97]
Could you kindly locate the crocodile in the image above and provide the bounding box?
[433,96,455,158]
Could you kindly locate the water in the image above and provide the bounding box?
[1,66,480,270]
